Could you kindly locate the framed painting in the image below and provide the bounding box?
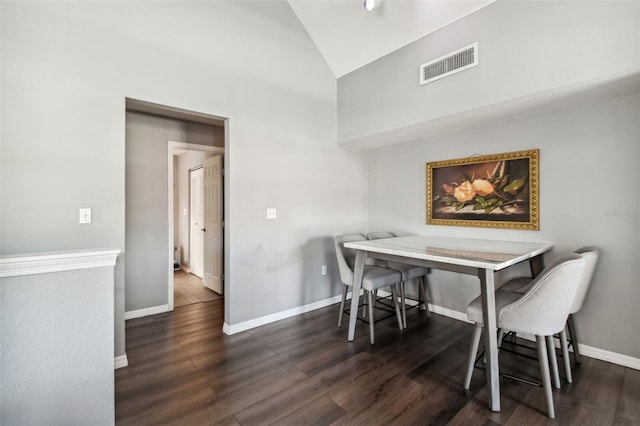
[426,149,539,230]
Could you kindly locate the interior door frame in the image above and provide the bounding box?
[167,141,225,311]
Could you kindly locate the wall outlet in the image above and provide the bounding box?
[266,208,277,219]
[321,265,327,276]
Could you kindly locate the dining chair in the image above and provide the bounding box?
[366,232,432,328]
[334,234,404,344]
[463,254,587,418]
[499,247,599,382]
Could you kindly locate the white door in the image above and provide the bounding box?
[189,167,204,278]
[203,155,223,294]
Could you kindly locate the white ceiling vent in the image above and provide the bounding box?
[420,42,478,85]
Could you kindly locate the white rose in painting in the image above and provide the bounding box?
[454,181,475,202]
[472,179,494,196]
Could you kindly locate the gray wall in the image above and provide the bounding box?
[367,89,640,359]
[1,267,115,425]
[1,1,369,363]
[338,0,640,146]
[125,112,219,312]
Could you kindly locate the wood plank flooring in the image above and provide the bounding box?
[116,299,639,425]
[174,270,222,308]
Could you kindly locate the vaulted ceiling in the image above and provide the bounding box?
[288,0,495,78]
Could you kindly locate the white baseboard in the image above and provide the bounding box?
[427,303,472,323]
[125,304,169,320]
[221,291,449,335]
[376,290,472,324]
[223,294,344,335]
[576,344,640,370]
[114,354,128,369]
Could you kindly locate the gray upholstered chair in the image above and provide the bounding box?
[334,234,404,344]
[499,247,599,382]
[564,247,599,366]
[463,254,587,418]
[366,232,431,328]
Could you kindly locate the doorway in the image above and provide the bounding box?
[168,142,225,311]
[173,157,224,308]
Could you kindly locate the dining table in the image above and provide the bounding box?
[343,235,553,412]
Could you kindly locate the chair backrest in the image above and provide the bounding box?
[333,234,366,286]
[367,231,396,240]
[498,254,586,336]
[570,247,599,314]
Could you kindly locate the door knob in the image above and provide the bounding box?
[201,228,206,232]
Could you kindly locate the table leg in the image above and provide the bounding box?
[529,254,545,278]
[347,250,367,341]
[479,268,500,412]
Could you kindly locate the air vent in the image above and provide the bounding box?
[420,42,478,85]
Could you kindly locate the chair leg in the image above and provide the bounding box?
[497,329,505,347]
[363,290,372,318]
[536,335,555,418]
[546,335,561,389]
[338,284,349,327]
[367,290,375,345]
[400,282,407,328]
[390,285,404,331]
[567,314,582,364]
[464,324,483,389]
[560,328,572,383]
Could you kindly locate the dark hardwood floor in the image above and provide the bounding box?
[116,299,639,425]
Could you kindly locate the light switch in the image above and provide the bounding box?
[79,208,92,224]
[266,208,277,219]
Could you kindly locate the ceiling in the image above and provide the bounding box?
[126,2,496,127]
[288,0,495,78]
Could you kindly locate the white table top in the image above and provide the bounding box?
[344,235,553,271]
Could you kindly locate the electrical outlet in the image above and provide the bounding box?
[266,208,277,219]
[321,265,327,276]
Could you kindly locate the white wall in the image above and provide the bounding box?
[367,88,640,359]
[1,1,369,360]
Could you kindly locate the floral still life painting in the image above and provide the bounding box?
[427,149,539,230]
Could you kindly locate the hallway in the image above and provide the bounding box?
[174,270,222,308]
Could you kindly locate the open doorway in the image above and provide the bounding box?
[168,142,224,310]
[172,165,214,309]
[125,97,228,320]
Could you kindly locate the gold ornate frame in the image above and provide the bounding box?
[426,149,539,230]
